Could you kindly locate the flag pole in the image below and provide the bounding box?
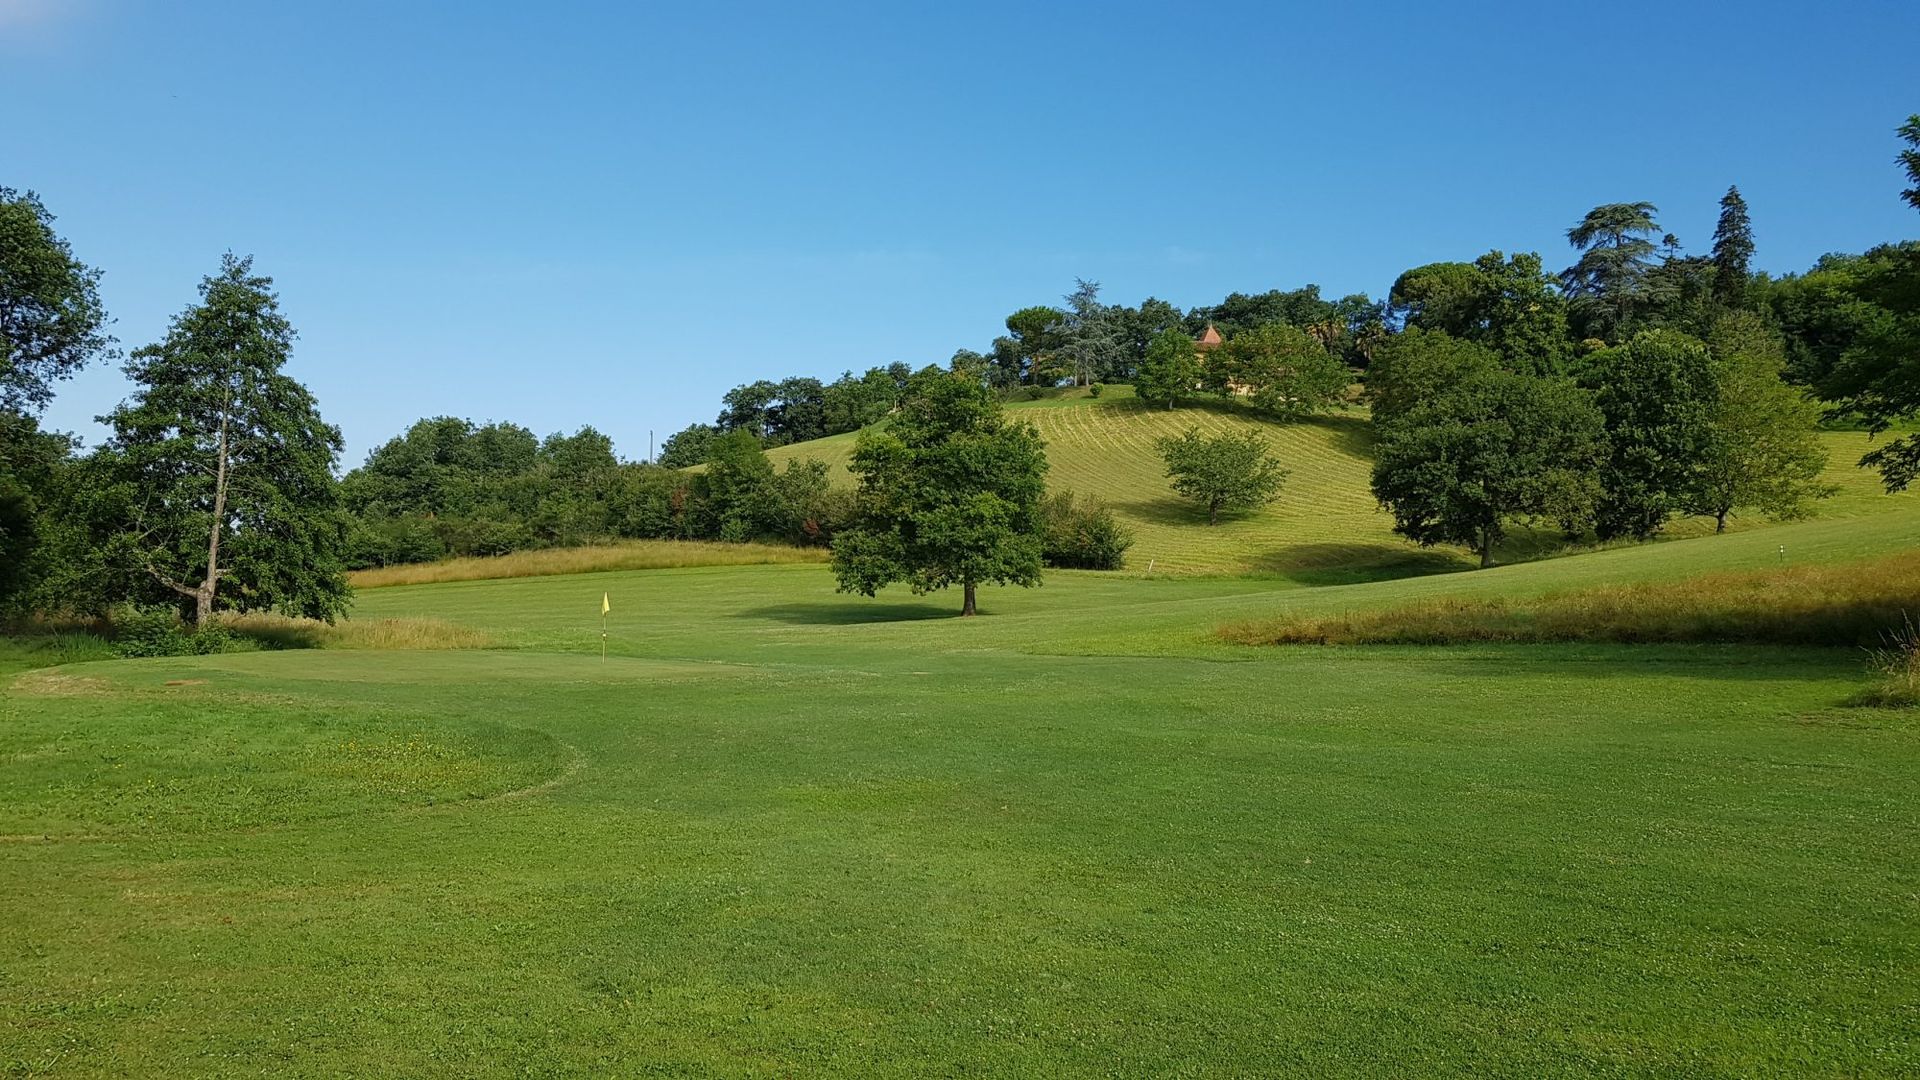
[601,591,609,663]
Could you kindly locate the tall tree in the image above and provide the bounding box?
[1562,201,1662,341]
[1372,370,1606,568]
[1365,328,1502,426]
[1585,330,1718,540]
[0,188,115,413]
[1050,279,1127,386]
[1710,186,1755,309]
[1825,115,1920,489]
[92,254,349,624]
[1155,427,1288,526]
[1002,305,1063,386]
[1134,327,1202,409]
[832,368,1048,616]
[1683,313,1831,532]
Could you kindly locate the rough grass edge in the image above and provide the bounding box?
[348,540,829,589]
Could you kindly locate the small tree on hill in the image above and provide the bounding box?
[91,254,349,624]
[1155,426,1288,525]
[1585,330,1718,539]
[831,368,1048,616]
[1683,312,1832,531]
[1372,370,1606,568]
[1135,327,1201,409]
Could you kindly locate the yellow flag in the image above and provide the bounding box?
[601,592,610,616]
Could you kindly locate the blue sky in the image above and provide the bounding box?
[7,0,1918,466]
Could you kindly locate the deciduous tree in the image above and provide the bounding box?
[1154,426,1288,526]
[1134,327,1201,409]
[1684,313,1831,531]
[832,369,1048,615]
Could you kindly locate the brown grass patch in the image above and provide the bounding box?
[214,613,495,651]
[1221,551,1920,649]
[346,540,828,589]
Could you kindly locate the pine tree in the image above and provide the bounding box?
[1710,186,1755,309]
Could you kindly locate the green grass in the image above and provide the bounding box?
[4,505,1919,1076]
[768,391,1913,576]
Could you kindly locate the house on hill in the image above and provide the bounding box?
[1194,323,1253,396]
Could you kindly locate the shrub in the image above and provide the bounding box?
[111,606,247,658]
[1089,382,1104,398]
[1040,491,1133,570]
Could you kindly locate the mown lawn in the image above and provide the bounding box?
[768,391,1914,576]
[3,507,1917,1076]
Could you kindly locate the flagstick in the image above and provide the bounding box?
[601,608,607,663]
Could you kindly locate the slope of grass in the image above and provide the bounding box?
[768,392,1912,577]
[5,528,1918,1075]
[1223,548,1920,647]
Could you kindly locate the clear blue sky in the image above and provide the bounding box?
[8,0,1918,466]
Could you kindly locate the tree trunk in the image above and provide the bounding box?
[1479,526,1494,569]
[961,580,977,617]
[1715,510,1728,534]
[1208,499,1220,526]
[193,409,231,626]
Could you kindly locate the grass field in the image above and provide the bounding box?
[4,502,1918,1076]
[768,388,1914,576]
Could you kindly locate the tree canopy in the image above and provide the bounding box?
[1155,427,1288,526]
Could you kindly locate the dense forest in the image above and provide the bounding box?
[2,117,1916,622]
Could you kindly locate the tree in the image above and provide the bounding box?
[1390,253,1569,374]
[1365,328,1501,426]
[1585,330,1718,540]
[1,188,115,413]
[1002,305,1064,386]
[1562,201,1662,341]
[1371,370,1606,567]
[1208,323,1349,420]
[1134,327,1201,409]
[698,428,776,541]
[1050,279,1128,386]
[1683,313,1831,532]
[93,254,349,624]
[1389,261,1485,338]
[657,423,719,468]
[831,368,1048,616]
[1822,116,1920,490]
[1711,186,1755,309]
[1154,426,1288,525]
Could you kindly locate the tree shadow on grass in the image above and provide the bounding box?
[1245,543,1471,585]
[743,602,958,626]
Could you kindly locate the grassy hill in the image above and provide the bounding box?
[768,384,1913,577]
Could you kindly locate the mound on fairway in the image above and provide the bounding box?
[768,387,1913,577]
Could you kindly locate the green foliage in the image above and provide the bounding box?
[1371,370,1606,566]
[1390,252,1568,374]
[0,188,115,413]
[1585,330,1718,540]
[1683,313,1833,530]
[1134,327,1201,409]
[1088,382,1103,398]
[1038,490,1132,570]
[1155,426,1288,526]
[1562,201,1663,341]
[1364,327,1501,426]
[88,254,351,623]
[1208,323,1349,421]
[832,369,1048,614]
[111,605,244,658]
[657,422,719,468]
[1711,186,1755,309]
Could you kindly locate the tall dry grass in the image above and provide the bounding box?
[1221,550,1920,649]
[347,540,829,589]
[214,612,494,651]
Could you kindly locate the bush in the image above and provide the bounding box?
[1089,382,1104,398]
[1040,491,1133,570]
[112,606,247,658]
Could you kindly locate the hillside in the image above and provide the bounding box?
[767,385,1914,577]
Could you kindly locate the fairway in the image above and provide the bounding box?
[768,390,1914,576]
[5,508,1918,1077]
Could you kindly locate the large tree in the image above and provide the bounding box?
[1683,313,1831,532]
[831,368,1047,616]
[1,188,115,413]
[1585,330,1718,540]
[1372,370,1606,568]
[1364,327,1501,426]
[1710,186,1755,310]
[1050,279,1128,386]
[1389,252,1569,374]
[93,254,350,624]
[1562,201,1663,341]
[1824,115,1920,490]
[1155,426,1288,525]
[1134,327,1201,409]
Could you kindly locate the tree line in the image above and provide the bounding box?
[2,115,1915,622]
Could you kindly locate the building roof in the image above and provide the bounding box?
[1196,324,1224,350]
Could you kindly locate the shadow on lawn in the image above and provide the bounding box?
[743,602,958,626]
